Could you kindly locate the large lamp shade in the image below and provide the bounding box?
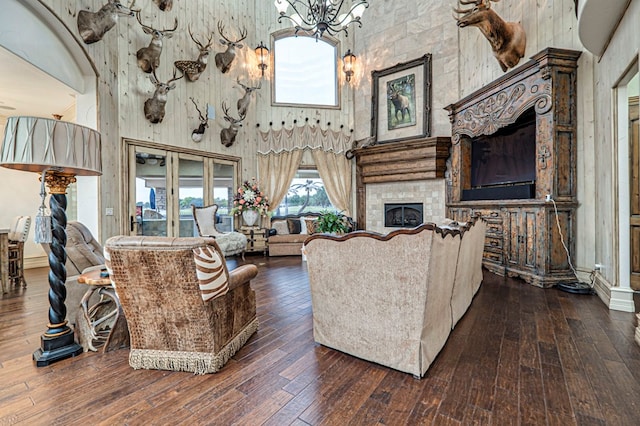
[1,115,102,366]
[1,116,101,175]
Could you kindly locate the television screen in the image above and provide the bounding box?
[471,110,536,188]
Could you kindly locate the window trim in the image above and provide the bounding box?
[270,28,341,110]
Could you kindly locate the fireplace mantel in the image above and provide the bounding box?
[353,136,451,229]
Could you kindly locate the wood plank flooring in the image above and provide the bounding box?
[1,257,639,425]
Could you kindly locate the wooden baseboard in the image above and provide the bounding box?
[24,256,49,270]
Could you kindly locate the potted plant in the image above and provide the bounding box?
[230,178,270,227]
[315,210,349,235]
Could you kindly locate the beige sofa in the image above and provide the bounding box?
[303,218,486,377]
[267,212,355,256]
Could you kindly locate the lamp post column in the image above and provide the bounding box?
[33,171,83,366]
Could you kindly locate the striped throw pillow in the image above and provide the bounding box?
[193,245,229,302]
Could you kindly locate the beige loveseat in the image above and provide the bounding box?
[267,212,355,256]
[303,218,486,377]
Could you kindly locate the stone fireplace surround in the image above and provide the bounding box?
[352,137,451,232]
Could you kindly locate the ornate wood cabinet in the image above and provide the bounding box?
[445,48,581,288]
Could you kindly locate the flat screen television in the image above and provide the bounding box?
[464,109,536,200]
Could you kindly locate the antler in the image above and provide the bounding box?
[188,25,214,51]
[190,97,205,121]
[168,68,184,84]
[135,10,152,32]
[218,21,247,44]
[166,17,178,32]
[454,0,492,15]
[236,77,261,91]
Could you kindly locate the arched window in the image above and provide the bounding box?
[272,31,339,108]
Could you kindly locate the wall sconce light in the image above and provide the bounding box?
[255,41,270,77]
[343,49,356,83]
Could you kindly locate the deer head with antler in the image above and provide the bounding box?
[214,21,247,74]
[236,78,261,117]
[144,68,184,123]
[453,0,526,72]
[135,12,178,73]
[220,101,245,147]
[77,0,139,44]
[174,27,215,82]
[190,97,209,142]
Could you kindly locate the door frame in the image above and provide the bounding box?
[122,138,241,236]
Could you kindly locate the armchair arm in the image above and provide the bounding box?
[228,264,259,291]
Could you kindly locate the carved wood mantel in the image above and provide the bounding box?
[352,137,451,230]
[445,47,582,288]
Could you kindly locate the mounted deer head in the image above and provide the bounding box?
[219,101,245,147]
[190,97,209,142]
[135,12,178,73]
[453,0,526,72]
[144,68,184,123]
[214,21,247,74]
[174,27,215,82]
[236,78,261,117]
[152,0,173,11]
[77,0,138,44]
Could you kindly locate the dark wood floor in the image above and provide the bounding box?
[1,257,639,425]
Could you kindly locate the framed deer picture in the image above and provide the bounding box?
[371,54,432,144]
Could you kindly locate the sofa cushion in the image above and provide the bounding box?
[287,218,301,234]
[272,220,289,235]
[305,218,318,235]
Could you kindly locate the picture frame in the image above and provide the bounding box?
[370,54,432,144]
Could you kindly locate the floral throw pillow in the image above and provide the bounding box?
[305,218,318,235]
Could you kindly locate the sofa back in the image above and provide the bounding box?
[269,212,355,236]
[304,223,473,376]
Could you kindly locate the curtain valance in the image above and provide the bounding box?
[257,122,352,154]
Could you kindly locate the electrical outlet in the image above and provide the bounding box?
[105,207,114,216]
[545,194,552,202]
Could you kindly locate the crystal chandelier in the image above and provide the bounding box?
[274,0,369,38]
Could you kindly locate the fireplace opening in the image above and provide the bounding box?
[384,203,424,228]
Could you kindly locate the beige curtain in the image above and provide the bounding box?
[257,150,303,213]
[311,149,352,216]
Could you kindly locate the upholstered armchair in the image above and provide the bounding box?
[41,221,105,326]
[192,204,247,258]
[104,236,259,374]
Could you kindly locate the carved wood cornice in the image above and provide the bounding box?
[445,48,581,143]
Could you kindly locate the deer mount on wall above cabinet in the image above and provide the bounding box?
[453,0,526,72]
[214,22,247,74]
[135,12,178,73]
[77,0,138,44]
[174,27,215,82]
[144,68,184,123]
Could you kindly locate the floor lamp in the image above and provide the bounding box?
[1,116,102,366]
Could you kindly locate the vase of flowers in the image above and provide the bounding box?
[230,178,270,227]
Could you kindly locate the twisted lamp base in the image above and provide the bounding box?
[33,172,82,366]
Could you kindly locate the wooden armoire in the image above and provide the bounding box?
[445,48,581,288]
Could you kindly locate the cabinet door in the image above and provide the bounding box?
[505,208,538,271]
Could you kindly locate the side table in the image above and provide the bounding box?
[238,226,268,255]
[76,269,129,352]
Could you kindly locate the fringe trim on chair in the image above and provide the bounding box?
[128,319,259,375]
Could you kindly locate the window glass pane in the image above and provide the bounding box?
[135,152,167,236]
[178,158,204,237]
[213,162,236,232]
[274,35,338,107]
[276,169,337,215]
